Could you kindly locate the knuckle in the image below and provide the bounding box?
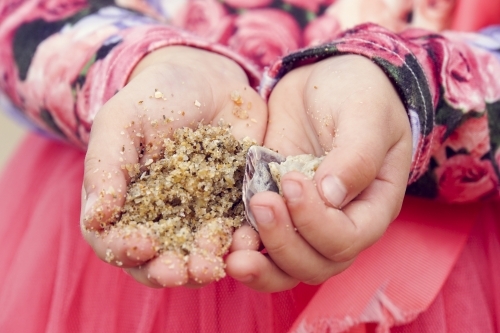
[329,242,359,263]
[84,153,101,173]
[265,239,289,257]
[303,271,330,285]
[347,150,379,186]
[293,215,316,234]
[82,154,104,190]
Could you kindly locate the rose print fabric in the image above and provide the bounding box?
[0,2,261,148]
[262,23,500,203]
[0,0,499,204]
[0,2,500,333]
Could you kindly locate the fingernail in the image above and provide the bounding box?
[252,206,274,225]
[321,175,347,208]
[84,192,98,217]
[282,180,302,202]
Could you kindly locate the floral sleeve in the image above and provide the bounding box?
[0,0,260,148]
[261,23,500,203]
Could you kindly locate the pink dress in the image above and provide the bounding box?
[0,0,499,331]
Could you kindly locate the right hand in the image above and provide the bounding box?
[226,55,413,292]
[80,46,267,288]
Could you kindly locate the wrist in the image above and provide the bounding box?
[129,46,249,85]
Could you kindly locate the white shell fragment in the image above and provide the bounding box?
[242,146,324,231]
[242,146,284,230]
[269,154,324,195]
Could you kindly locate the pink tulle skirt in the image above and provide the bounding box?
[0,134,498,332]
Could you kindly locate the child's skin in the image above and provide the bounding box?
[81,46,412,291]
[229,54,412,292]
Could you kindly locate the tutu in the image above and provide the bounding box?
[0,134,308,333]
[0,134,498,332]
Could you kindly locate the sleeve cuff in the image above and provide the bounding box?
[77,24,261,146]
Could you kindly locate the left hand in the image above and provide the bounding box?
[80,46,267,288]
[226,55,413,292]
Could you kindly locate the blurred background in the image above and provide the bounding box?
[0,110,26,171]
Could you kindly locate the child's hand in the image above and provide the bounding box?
[80,46,267,288]
[226,55,413,292]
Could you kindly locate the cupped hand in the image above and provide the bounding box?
[227,55,413,292]
[80,46,267,288]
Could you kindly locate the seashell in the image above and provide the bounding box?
[242,146,284,230]
[242,146,324,231]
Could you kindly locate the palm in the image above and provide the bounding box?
[81,47,267,288]
[265,65,336,157]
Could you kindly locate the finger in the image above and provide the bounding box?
[249,191,353,284]
[125,251,188,288]
[187,251,225,285]
[125,253,216,289]
[82,225,157,268]
[82,96,140,231]
[226,250,299,293]
[337,137,413,258]
[124,267,162,289]
[282,141,410,262]
[229,224,261,252]
[279,171,373,261]
[312,114,395,209]
[124,219,234,288]
[80,186,155,269]
[187,219,233,284]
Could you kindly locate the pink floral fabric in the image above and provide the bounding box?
[0,0,499,203]
[262,23,500,203]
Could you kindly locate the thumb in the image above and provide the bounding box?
[82,98,139,231]
[313,107,408,209]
